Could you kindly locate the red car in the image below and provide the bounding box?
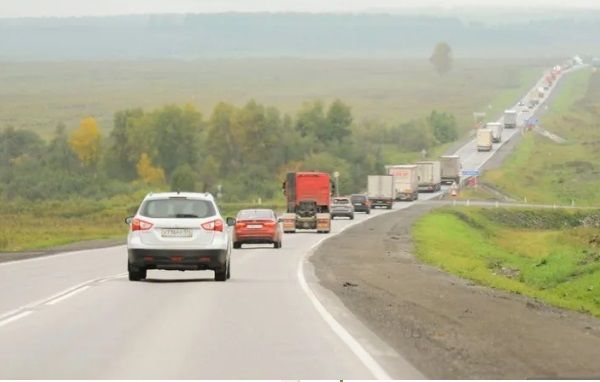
[233,209,283,249]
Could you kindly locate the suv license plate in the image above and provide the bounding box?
[161,228,193,238]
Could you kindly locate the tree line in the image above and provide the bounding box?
[0,99,458,202]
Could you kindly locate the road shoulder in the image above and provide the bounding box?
[311,204,600,378]
[0,238,125,264]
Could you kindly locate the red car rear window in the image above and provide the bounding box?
[237,209,275,220]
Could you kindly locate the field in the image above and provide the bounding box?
[413,207,600,317]
[483,68,600,206]
[0,58,546,137]
[0,57,548,252]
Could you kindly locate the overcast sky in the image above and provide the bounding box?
[1,0,599,18]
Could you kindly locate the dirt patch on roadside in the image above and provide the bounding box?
[311,204,600,379]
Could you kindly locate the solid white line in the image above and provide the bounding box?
[297,211,396,379]
[45,286,91,306]
[0,311,33,328]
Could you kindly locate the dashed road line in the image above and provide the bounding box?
[0,272,127,328]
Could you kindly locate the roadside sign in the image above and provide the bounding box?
[467,176,478,188]
[526,117,539,126]
[461,169,479,177]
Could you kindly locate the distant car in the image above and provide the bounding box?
[125,192,234,282]
[517,100,526,107]
[350,194,370,214]
[232,209,283,249]
[330,197,354,220]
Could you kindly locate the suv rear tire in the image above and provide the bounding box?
[128,266,146,281]
[215,260,229,282]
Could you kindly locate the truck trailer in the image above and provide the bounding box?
[486,122,503,143]
[385,165,419,201]
[415,161,442,192]
[367,175,395,209]
[504,109,518,129]
[477,129,493,152]
[440,155,461,185]
[281,172,332,233]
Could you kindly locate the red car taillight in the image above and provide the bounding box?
[202,219,224,232]
[235,222,246,229]
[131,218,153,232]
[263,221,277,227]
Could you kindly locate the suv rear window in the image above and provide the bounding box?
[333,198,350,204]
[140,198,216,219]
[237,210,275,220]
[351,195,367,202]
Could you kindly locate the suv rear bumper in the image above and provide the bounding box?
[128,248,227,271]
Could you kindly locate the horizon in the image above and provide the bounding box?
[1,0,600,18]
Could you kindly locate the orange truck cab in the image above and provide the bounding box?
[281,172,333,233]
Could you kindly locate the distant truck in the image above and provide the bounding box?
[281,172,332,233]
[504,109,518,129]
[538,87,545,99]
[367,175,395,209]
[477,129,493,152]
[385,165,419,201]
[415,161,442,192]
[486,122,503,143]
[439,155,461,185]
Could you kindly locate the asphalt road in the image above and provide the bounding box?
[0,64,581,379]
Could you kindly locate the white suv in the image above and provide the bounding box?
[125,192,234,282]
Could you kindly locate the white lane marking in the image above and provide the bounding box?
[297,210,398,379]
[0,311,33,328]
[45,286,91,306]
[0,272,127,323]
[0,245,126,267]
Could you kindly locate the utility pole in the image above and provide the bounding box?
[333,171,340,197]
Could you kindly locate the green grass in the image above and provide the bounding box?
[0,58,547,137]
[484,68,600,206]
[413,207,600,317]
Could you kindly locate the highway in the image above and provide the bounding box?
[0,64,579,379]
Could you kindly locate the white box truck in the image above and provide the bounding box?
[415,161,442,192]
[367,175,395,209]
[477,128,493,151]
[440,155,461,185]
[504,109,518,129]
[486,122,503,143]
[385,165,419,201]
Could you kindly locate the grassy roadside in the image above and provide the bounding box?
[0,194,285,253]
[413,207,600,317]
[483,68,600,206]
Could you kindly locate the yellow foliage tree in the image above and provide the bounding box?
[69,117,101,166]
[136,153,166,185]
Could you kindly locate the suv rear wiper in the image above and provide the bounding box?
[174,213,200,218]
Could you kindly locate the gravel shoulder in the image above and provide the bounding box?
[311,204,600,379]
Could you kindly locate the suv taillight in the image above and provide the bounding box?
[131,218,153,231]
[202,219,224,232]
